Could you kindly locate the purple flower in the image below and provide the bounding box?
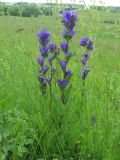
[62,11,72,26]
[37,74,44,80]
[65,70,72,78]
[37,57,44,65]
[65,51,72,57]
[52,68,56,74]
[60,61,67,70]
[37,74,47,85]
[62,29,76,40]
[37,74,47,94]
[81,66,90,80]
[46,78,52,84]
[38,29,50,45]
[60,41,68,52]
[57,79,69,88]
[72,10,78,20]
[70,22,76,30]
[48,57,53,64]
[40,46,49,55]
[87,41,93,50]
[69,30,76,37]
[80,37,94,50]
[81,53,89,65]
[38,74,51,85]
[41,65,49,73]
[80,37,90,46]
[53,50,59,57]
[49,43,56,52]
[62,10,78,30]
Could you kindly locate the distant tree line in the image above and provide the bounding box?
[1,2,120,18]
[90,6,120,13]
[0,2,83,17]
[0,2,54,17]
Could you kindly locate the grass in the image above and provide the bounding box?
[0,8,120,160]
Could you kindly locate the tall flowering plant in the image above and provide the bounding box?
[36,11,94,106]
[37,30,59,95]
[80,37,94,83]
[79,37,94,128]
[37,30,50,95]
[48,43,60,105]
[57,10,78,104]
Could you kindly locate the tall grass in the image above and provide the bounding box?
[0,9,120,159]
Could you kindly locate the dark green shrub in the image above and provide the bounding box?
[9,6,20,16]
[104,20,115,24]
[42,7,53,16]
[22,9,31,17]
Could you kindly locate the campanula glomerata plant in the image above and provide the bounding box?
[37,30,50,95]
[80,37,94,82]
[36,10,94,104]
[37,30,59,96]
[57,10,78,104]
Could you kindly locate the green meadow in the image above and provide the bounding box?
[0,8,120,160]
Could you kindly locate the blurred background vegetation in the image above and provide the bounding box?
[0,1,120,17]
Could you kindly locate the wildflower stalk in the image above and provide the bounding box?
[79,36,94,130]
[37,30,59,112]
[48,44,59,111]
[57,10,78,104]
[49,62,53,112]
[37,30,51,95]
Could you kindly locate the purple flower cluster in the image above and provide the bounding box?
[57,10,78,92]
[38,29,50,45]
[48,45,59,79]
[37,74,52,94]
[80,37,94,80]
[48,45,60,63]
[49,43,57,53]
[81,53,89,65]
[36,11,94,104]
[38,29,50,57]
[80,37,93,50]
[57,79,69,89]
[57,10,78,104]
[37,30,51,94]
[61,10,78,41]
[37,30,60,95]
[81,66,90,80]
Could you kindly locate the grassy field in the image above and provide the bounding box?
[0,8,120,160]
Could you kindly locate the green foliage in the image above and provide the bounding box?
[104,20,115,24]
[3,7,8,15]
[0,8,120,160]
[39,9,43,15]
[22,8,31,17]
[0,2,40,17]
[0,110,35,159]
[42,7,53,16]
[9,6,20,16]
[21,5,39,17]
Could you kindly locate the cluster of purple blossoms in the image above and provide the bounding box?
[80,37,94,80]
[38,30,50,45]
[37,30,59,95]
[57,10,78,90]
[38,30,50,57]
[61,10,78,41]
[48,43,59,65]
[80,36,94,51]
[36,10,94,104]
[57,10,78,103]
[48,44,59,79]
[37,30,51,94]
